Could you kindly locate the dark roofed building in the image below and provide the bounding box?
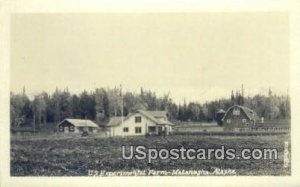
[222,105,259,131]
[215,109,226,126]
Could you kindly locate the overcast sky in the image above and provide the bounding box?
[11,13,289,103]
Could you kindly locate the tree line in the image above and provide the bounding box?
[10,87,290,128]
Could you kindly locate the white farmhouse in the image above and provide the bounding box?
[106,110,175,136]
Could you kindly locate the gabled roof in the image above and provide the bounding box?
[106,116,123,127]
[239,106,259,121]
[222,105,259,121]
[137,110,168,125]
[58,119,99,128]
[106,110,175,127]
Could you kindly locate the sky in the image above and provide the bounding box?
[10,13,290,103]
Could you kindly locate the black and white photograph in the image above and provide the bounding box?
[1,0,300,186]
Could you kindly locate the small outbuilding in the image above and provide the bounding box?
[57,119,99,134]
[215,109,226,126]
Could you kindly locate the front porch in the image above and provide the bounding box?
[147,125,170,135]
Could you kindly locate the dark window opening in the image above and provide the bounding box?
[70,126,75,132]
[123,127,129,132]
[135,127,142,133]
[135,116,142,123]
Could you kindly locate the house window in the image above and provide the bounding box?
[135,127,142,134]
[242,119,247,123]
[70,126,74,132]
[123,127,129,132]
[233,108,240,115]
[59,126,64,132]
[226,119,231,124]
[135,116,142,123]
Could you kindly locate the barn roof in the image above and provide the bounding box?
[106,110,175,127]
[222,105,259,121]
[58,119,99,128]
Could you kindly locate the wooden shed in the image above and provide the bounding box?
[215,109,226,126]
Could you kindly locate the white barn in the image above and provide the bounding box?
[106,110,175,136]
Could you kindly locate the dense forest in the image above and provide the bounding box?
[10,87,290,129]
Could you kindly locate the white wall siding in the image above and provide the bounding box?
[74,127,80,133]
[109,113,156,136]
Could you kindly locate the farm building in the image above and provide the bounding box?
[222,105,259,131]
[57,119,99,134]
[106,110,175,136]
[215,109,226,125]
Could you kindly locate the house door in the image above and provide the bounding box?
[64,127,69,133]
[158,126,164,135]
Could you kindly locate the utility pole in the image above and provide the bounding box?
[22,86,26,96]
[241,84,244,105]
[241,84,244,98]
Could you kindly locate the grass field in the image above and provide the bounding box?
[11,134,290,176]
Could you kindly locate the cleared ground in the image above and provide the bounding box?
[11,134,290,176]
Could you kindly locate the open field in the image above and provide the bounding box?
[11,134,290,176]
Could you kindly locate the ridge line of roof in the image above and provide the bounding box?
[107,110,174,127]
[221,105,258,121]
